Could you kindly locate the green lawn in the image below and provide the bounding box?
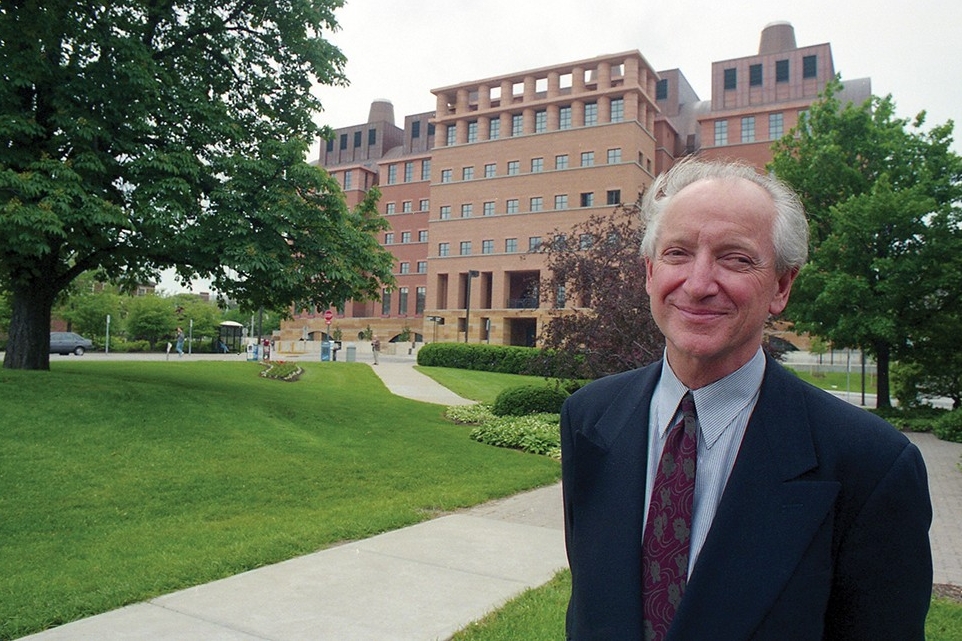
[415,366,562,404]
[0,361,559,640]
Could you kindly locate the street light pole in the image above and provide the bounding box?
[465,270,479,343]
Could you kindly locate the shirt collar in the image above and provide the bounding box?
[654,348,766,448]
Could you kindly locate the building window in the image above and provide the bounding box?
[445,125,456,146]
[461,203,472,218]
[484,163,496,178]
[714,120,728,146]
[505,238,518,253]
[750,64,763,87]
[489,118,500,140]
[555,154,569,170]
[506,199,520,214]
[803,55,817,79]
[580,233,594,250]
[418,230,428,242]
[555,284,566,308]
[421,160,431,181]
[528,236,542,251]
[467,120,478,143]
[384,232,394,244]
[607,148,622,164]
[559,106,572,129]
[741,116,755,143]
[724,68,737,90]
[381,289,391,316]
[483,201,495,216]
[401,231,411,243]
[387,164,398,184]
[656,78,668,100]
[398,288,408,315]
[530,196,543,212]
[581,151,594,167]
[535,110,547,133]
[416,287,426,314]
[339,133,348,150]
[417,261,427,274]
[776,59,789,83]
[326,138,334,152]
[399,262,410,274]
[419,199,429,211]
[610,98,624,123]
[554,194,568,210]
[410,122,418,139]
[343,170,352,190]
[531,157,544,173]
[769,113,784,139]
[606,189,621,205]
[511,113,523,136]
[385,202,395,215]
[462,166,474,181]
[439,205,451,220]
[440,169,452,183]
[353,131,362,147]
[507,160,520,175]
[584,102,598,126]
[404,161,413,182]
[580,192,594,207]
[439,242,450,257]
[402,201,412,213]
[482,239,494,254]
[460,241,471,256]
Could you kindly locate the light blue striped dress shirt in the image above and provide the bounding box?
[644,348,766,577]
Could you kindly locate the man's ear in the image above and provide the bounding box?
[769,267,799,316]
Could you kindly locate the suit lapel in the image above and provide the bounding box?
[670,359,841,640]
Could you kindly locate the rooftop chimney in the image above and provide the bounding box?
[367,99,395,125]
[758,21,797,55]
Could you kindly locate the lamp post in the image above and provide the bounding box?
[465,270,479,343]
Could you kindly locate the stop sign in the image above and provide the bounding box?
[323,310,334,323]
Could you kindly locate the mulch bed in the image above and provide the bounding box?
[934,583,962,602]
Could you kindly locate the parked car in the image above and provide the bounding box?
[50,332,93,356]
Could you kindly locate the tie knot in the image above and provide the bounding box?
[680,391,696,418]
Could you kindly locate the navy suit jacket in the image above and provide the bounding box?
[561,356,932,640]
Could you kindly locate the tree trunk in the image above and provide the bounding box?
[2,283,57,370]
[874,342,892,409]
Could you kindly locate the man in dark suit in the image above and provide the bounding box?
[561,159,932,640]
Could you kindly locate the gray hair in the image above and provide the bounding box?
[640,158,809,274]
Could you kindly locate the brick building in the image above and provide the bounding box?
[278,22,870,352]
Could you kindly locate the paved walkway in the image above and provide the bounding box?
[21,352,962,640]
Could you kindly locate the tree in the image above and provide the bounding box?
[536,204,663,380]
[126,295,176,349]
[1,0,395,369]
[771,79,962,407]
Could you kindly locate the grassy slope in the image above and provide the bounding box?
[0,361,559,639]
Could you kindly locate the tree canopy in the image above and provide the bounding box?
[770,79,962,407]
[1,0,394,369]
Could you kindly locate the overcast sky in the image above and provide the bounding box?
[160,0,961,294]
[312,0,961,156]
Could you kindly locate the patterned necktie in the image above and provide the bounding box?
[642,391,698,641]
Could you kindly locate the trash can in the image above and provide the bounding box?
[346,345,356,362]
[320,341,331,362]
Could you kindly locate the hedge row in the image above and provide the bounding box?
[417,342,558,376]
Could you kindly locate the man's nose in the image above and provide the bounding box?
[682,254,719,298]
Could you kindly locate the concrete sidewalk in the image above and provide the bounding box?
[21,353,962,640]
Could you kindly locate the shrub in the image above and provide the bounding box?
[492,384,569,417]
[869,406,946,433]
[933,409,962,443]
[444,403,496,425]
[470,414,561,458]
[417,342,574,378]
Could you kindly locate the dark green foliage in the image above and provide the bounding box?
[869,406,946,433]
[492,385,569,417]
[418,343,550,375]
[933,410,962,443]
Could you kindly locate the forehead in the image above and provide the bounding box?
[658,177,776,242]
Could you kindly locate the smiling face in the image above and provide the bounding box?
[645,177,797,388]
